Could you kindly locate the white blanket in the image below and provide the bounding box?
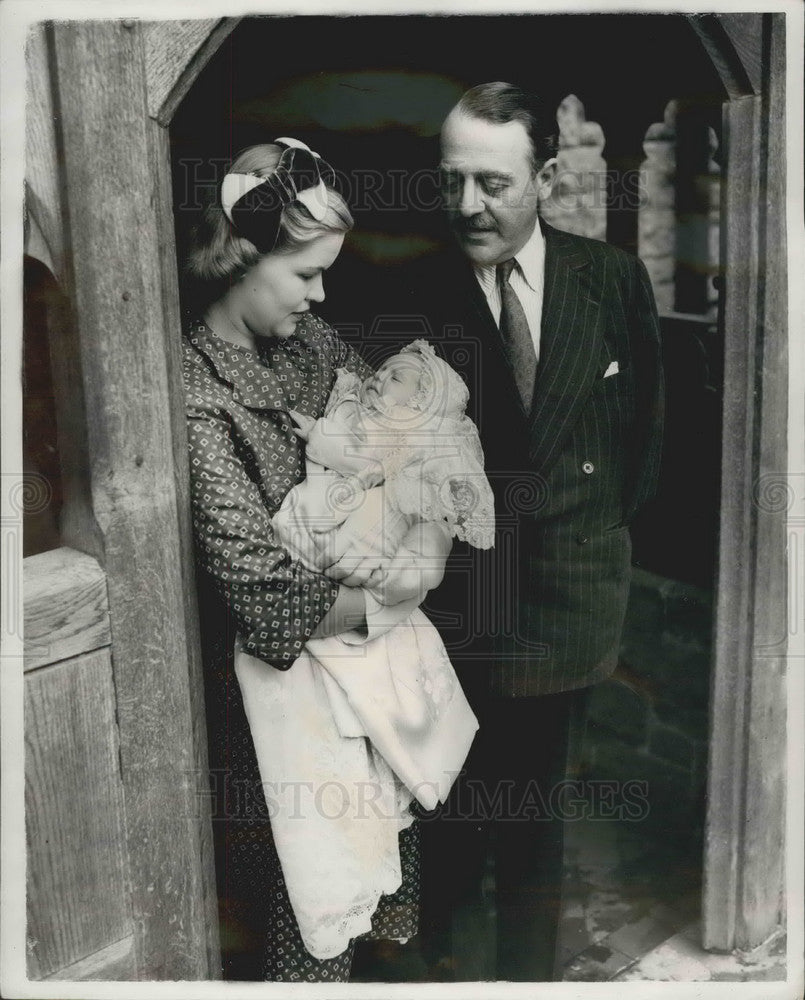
[235,643,411,960]
[231,471,478,959]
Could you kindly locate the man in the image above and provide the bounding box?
[402,82,664,981]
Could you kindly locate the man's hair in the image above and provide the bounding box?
[455,82,559,172]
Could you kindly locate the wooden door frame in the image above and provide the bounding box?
[689,13,789,952]
[34,9,786,976]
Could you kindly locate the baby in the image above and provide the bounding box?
[280,339,494,587]
[235,341,494,960]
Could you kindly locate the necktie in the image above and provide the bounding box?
[497,258,537,410]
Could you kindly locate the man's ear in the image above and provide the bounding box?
[535,157,558,200]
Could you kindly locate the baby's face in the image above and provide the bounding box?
[365,357,423,407]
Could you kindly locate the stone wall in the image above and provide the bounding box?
[579,568,712,848]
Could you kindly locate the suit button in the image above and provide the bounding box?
[582,461,595,474]
[576,532,589,545]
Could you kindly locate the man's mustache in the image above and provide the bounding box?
[452,218,497,234]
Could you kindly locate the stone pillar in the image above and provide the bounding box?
[542,94,607,241]
[638,101,677,314]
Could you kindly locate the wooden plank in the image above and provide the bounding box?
[703,93,761,953]
[50,21,218,979]
[44,935,136,982]
[736,12,787,948]
[25,650,132,980]
[704,13,788,951]
[143,18,239,126]
[24,547,110,671]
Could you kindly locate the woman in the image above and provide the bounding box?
[182,140,446,981]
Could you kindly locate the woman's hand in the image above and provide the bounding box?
[289,409,316,441]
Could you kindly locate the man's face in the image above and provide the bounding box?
[440,109,553,266]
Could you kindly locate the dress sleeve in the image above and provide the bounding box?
[187,399,340,670]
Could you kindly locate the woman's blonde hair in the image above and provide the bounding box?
[185,144,352,299]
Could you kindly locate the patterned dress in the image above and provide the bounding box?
[183,315,419,981]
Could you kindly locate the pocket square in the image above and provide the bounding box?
[603,360,620,378]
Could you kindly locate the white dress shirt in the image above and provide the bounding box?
[473,222,546,362]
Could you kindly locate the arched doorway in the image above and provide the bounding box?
[164,10,787,962]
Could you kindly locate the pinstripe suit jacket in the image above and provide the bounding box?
[404,221,664,698]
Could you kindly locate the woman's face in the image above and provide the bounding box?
[235,233,344,339]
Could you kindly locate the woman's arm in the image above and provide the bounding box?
[187,401,364,668]
[310,584,367,639]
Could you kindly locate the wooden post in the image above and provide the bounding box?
[49,20,219,978]
[702,13,787,951]
[146,112,222,978]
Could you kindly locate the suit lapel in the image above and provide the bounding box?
[526,222,606,474]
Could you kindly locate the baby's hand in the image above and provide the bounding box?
[289,410,316,441]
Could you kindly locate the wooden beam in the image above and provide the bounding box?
[49,20,218,979]
[703,93,760,951]
[734,11,787,949]
[143,18,240,126]
[703,14,787,952]
[24,547,110,671]
[686,13,761,99]
[146,112,222,977]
